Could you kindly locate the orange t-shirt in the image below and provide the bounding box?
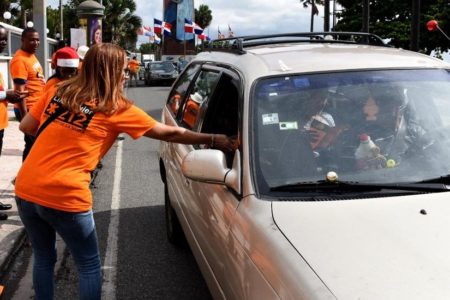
[128,59,140,74]
[43,76,61,94]
[10,49,46,110]
[15,87,157,212]
[0,72,7,130]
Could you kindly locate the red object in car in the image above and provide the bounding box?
[427,20,439,32]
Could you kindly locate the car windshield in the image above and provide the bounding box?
[252,69,450,193]
[150,62,175,72]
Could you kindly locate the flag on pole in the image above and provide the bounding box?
[154,18,163,34]
[198,33,211,41]
[163,22,172,37]
[150,34,161,44]
[184,18,194,33]
[228,24,234,38]
[194,23,203,35]
[144,26,153,37]
[137,26,153,36]
[218,26,225,39]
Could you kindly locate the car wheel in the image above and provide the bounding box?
[164,184,186,247]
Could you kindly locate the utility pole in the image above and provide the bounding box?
[310,0,315,32]
[411,0,420,51]
[59,0,63,39]
[332,0,337,30]
[362,0,369,33]
[324,0,330,32]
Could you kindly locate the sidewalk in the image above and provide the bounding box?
[0,104,26,281]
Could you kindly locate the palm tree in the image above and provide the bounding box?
[102,0,142,48]
[195,4,212,31]
[299,0,323,32]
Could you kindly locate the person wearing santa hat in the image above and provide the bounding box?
[44,47,80,92]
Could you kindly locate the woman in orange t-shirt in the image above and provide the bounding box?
[16,43,235,300]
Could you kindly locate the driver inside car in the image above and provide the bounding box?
[301,89,339,150]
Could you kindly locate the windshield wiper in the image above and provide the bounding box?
[270,180,449,192]
[417,174,450,184]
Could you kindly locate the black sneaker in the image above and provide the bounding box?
[0,202,12,210]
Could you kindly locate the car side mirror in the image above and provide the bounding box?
[181,149,241,194]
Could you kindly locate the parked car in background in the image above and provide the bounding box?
[144,61,178,86]
[158,32,450,299]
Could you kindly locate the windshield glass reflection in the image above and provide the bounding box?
[252,69,450,193]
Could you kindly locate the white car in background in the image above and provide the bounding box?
[158,32,450,299]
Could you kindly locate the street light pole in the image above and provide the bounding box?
[362,0,369,33]
[324,0,330,32]
[60,0,64,39]
[411,0,420,51]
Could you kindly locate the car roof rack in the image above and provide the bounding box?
[204,32,387,55]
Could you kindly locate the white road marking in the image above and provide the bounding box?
[101,139,123,300]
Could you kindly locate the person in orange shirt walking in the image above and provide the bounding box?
[16,43,235,299]
[127,55,140,87]
[10,27,46,161]
[0,25,28,220]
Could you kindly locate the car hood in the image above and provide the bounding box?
[272,192,450,299]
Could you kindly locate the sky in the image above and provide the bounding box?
[135,0,328,45]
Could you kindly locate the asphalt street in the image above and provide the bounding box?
[3,84,212,300]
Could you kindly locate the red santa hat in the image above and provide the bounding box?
[55,47,80,68]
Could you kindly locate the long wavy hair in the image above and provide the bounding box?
[56,43,131,114]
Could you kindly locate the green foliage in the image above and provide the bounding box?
[194,4,212,30]
[334,0,450,53]
[139,43,157,54]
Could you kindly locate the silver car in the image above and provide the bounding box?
[144,61,178,86]
[159,32,450,299]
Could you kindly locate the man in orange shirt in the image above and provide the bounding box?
[10,27,46,161]
[0,25,28,220]
[127,56,140,87]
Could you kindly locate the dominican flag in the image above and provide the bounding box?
[228,25,234,38]
[154,18,163,34]
[184,18,194,33]
[198,33,211,41]
[163,22,172,37]
[194,23,203,35]
[143,26,153,37]
[150,34,161,44]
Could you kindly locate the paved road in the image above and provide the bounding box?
[4,85,212,300]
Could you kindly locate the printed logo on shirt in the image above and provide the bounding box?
[44,95,96,132]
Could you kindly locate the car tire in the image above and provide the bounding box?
[164,184,186,247]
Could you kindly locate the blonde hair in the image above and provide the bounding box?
[57,43,131,114]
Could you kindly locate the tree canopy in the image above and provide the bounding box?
[195,4,212,30]
[334,0,450,54]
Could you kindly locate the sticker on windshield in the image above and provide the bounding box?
[262,113,279,125]
[279,122,298,130]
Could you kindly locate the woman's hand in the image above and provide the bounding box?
[212,134,238,152]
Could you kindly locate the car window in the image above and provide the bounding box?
[199,71,241,166]
[252,69,450,194]
[180,70,221,129]
[150,62,175,72]
[167,64,200,116]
